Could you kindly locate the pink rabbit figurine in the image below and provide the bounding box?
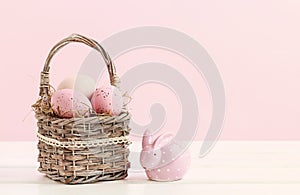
[140,130,191,181]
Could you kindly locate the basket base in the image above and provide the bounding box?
[39,168,128,184]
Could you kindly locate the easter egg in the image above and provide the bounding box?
[51,89,92,118]
[91,86,123,116]
[57,75,96,99]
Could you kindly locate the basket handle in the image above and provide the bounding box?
[39,34,119,98]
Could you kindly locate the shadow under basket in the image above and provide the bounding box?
[33,34,131,184]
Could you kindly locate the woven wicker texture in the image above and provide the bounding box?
[33,34,131,184]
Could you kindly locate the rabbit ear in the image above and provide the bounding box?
[142,129,154,148]
[153,132,174,149]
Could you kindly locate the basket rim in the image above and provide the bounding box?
[34,110,131,121]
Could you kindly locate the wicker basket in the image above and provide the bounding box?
[32,34,131,184]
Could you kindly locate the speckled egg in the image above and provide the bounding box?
[51,89,92,118]
[91,86,123,116]
[57,75,96,99]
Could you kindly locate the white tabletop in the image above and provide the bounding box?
[1,141,299,195]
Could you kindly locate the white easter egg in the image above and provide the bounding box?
[57,75,96,99]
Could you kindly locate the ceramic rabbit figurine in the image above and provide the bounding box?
[140,130,191,181]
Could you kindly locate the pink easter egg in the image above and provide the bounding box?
[91,86,123,116]
[51,89,92,118]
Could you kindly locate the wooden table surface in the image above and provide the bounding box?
[1,141,299,195]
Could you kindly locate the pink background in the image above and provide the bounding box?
[0,0,299,141]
